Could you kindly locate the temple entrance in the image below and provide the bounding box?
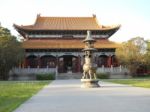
[58,55,80,73]
[64,55,72,72]
[98,55,108,67]
[40,55,56,68]
[26,55,38,68]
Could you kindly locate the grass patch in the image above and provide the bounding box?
[106,79,150,88]
[0,81,50,112]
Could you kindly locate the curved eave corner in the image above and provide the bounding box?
[106,24,121,38]
[13,24,28,38]
[13,24,33,31]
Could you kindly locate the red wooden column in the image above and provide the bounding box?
[77,55,81,73]
[58,57,64,73]
[24,58,28,68]
[107,55,112,67]
[114,56,119,67]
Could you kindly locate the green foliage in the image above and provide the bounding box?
[0,81,50,112]
[36,73,55,80]
[116,37,146,76]
[132,73,150,78]
[144,40,150,70]
[0,25,24,80]
[97,72,110,79]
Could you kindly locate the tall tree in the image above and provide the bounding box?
[116,37,146,76]
[144,40,150,71]
[0,25,24,80]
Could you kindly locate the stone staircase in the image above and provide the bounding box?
[56,73,82,79]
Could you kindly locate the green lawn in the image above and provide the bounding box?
[0,81,50,112]
[106,79,150,88]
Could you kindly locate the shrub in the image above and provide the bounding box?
[97,72,110,79]
[36,73,55,80]
[132,73,150,78]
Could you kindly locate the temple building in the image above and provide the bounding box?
[13,14,120,76]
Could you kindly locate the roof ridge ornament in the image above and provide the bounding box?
[92,14,96,18]
[37,13,41,17]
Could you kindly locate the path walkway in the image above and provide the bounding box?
[14,80,150,112]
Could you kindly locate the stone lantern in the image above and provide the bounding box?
[81,31,100,88]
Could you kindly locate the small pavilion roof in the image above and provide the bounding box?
[22,39,120,49]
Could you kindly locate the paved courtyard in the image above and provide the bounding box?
[14,80,150,112]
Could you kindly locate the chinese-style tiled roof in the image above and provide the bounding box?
[14,15,120,31]
[22,39,120,49]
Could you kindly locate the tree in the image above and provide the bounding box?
[0,25,24,80]
[116,37,146,76]
[144,40,150,71]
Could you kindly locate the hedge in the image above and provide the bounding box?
[97,72,110,79]
[36,73,55,80]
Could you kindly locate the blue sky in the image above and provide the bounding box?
[0,0,150,42]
